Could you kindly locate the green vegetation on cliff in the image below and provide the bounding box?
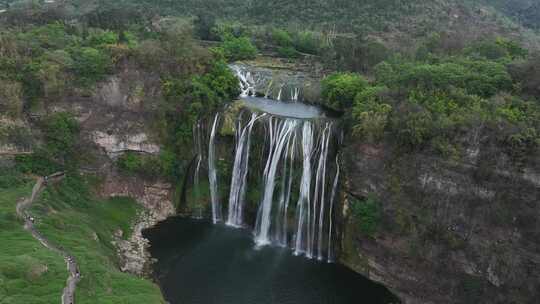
[320,37,540,160]
[0,170,164,303]
[31,174,165,303]
[0,172,66,303]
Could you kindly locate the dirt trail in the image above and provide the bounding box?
[15,172,81,304]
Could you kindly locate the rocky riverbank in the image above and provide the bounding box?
[104,172,175,277]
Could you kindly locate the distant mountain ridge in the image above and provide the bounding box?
[481,0,540,29]
[1,0,539,48]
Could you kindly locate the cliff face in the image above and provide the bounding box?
[339,141,540,303]
[26,61,175,276]
[104,171,175,276]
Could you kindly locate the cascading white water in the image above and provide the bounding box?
[294,122,314,256]
[317,123,332,260]
[208,113,221,224]
[291,87,300,102]
[273,132,296,246]
[198,65,342,262]
[232,65,255,97]
[192,121,205,219]
[227,113,264,227]
[254,119,299,246]
[327,154,340,263]
[231,64,304,102]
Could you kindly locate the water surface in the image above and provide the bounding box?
[144,217,399,304]
[242,96,324,119]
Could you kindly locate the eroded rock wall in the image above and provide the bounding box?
[104,172,174,276]
[340,142,540,304]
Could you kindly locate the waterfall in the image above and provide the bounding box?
[208,113,221,224]
[193,65,343,262]
[254,119,299,246]
[327,154,340,263]
[192,121,204,219]
[276,86,283,101]
[316,123,332,260]
[291,87,300,102]
[293,122,314,256]
[227,113,265,227]
[274,132,296,246]
[232,65,255,97]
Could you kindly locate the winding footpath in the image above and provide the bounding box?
[15,172,81,304]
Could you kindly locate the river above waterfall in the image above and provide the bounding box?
[241,96,324,119]
[144,217,399,304]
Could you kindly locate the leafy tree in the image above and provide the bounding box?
[493,94,540,154]
[218,34,258,62]
[391,104,434,148]
[353,86,392,142]
[321,72,368,111]
[71,47,111,84]
[271,28,293,47]
[194,14,218,41]
[42,112,80,162]
[86,29,119,48]
[17,23,79,53]
[15,152,61,176]
[293,31,322,55]
[160,57,239,179]
[375,58,512,97]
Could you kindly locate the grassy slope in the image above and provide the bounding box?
[30,175,165,304]
[0,179,66,303]
[0,171,164,304]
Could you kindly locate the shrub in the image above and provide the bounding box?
[321,72,368,111]
[0,168,29,189]
[116,152,164,178]
[294,31,321,55]
[71,47,111,84]
[219,35,258,61]
[375,58,512,98]
[493,95,540,154]
[86,29,119,48]
[271,28,293,47]
[391,104,434,148]
[350,195,382,237]
[353,86,392,142]
[42,112,80,161]
[15,152,61,176]
[277,46,300,58]
[465,38,528,60]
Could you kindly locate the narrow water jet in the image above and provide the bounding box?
[208,113,221,224]
[192,121,204,219]
[327,154,340,263]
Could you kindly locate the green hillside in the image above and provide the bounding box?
[1,0,538,48]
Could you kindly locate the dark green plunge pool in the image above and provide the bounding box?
[144,217,399,304]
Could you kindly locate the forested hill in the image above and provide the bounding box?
[1,0,539,49]
[481,0,540,29]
